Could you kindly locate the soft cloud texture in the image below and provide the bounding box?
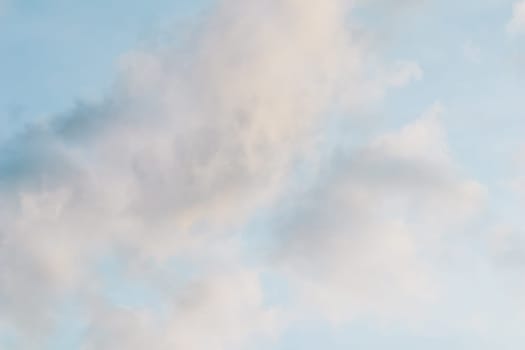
[272,104,486,323]
[0,0,425,348]
[10,0,525,347]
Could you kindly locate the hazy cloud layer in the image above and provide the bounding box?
[1,0,520,349]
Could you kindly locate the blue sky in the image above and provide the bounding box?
[1,0,525,349]
[0,0,210,138]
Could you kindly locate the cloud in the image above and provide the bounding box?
[0,0,424,348]
[507,0,525,35]
[83,267,282,350]
[271,104,486,323]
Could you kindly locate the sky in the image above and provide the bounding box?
[0,0,524,349]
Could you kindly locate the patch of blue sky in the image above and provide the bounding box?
[0,330,18,350]
[96,254,164,311]
[0,0,213,141]
[354,0,524,214]
[45,298,87,350]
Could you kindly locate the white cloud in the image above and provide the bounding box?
[272,104,486,323]
[507,0,525,35]
[0,0,423,348]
